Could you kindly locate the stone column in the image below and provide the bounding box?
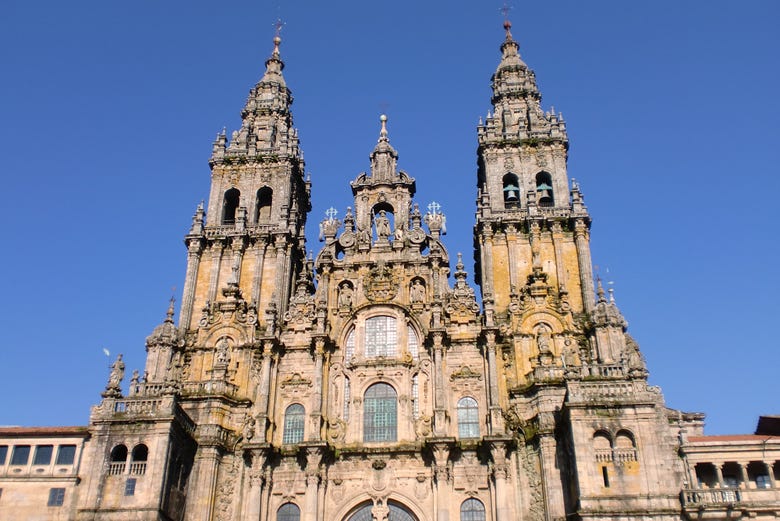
[506,224,519,290]
[484,331,504,434]
[310,339,325,441]
[256,341,274,442]
[765,462,776,488]
[251,240,267,305]
[245,449,266,521]
[207,242,225,303]
[303,446,324,521]
[574,219,595,312]
[186,445,222,521]
[537,415,565,520]
[273,235,289,311]
[551,221,567,288]
[431,332,447,435]
[739,463,750,488]
[432,443,451,521]
[180,239,203,329]
[490,440,511,520]
[715,464,725,487]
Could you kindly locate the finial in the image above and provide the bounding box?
[501,1,513,40]
[378,114,389,142]
[166,296,175,323]
[608,287,615,303]
[596,277,606,302]
[456,252,465,271]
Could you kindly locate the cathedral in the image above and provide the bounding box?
[0,20,778,521]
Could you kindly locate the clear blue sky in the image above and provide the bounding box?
[0,0,777,434]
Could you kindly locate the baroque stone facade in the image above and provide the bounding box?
[1,22,779,521]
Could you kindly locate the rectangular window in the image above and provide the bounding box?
[33,445,53,465]
[11,445,30,466]
[343,378,351,422]
[47,487,65,507]
[0,446,7,465]
[124,478,136,496]
[56,445,77,465]
[601,466,610,487]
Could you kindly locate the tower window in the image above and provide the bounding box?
[283,404,305,445]
[10,445,30,466]
[124,478,136,496]
[536,172,554,207]
[130,444,148,475]
[47,487,65,507]
[364,383,397,442]
[222,188,240,224]
[33,445,53,466]
[56,445,77,465]
[602,466,610,487]
[502,173,521,208]
[256,187,273,222]
[457,397,480,439]
[461,498,486,521]
[109,444,128,475]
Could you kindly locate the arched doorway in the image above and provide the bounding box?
[346,501,417,521]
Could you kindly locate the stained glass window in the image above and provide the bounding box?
[460,498,486,521]
[457,397,480,439]
[277,503,300,521]
[283,404,305,445]
[365,316,397,357]
[364,383,397,442]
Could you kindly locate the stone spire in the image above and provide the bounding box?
[481,20,567,143]
[369,114,399,182]
[211,35,300,160]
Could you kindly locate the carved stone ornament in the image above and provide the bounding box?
[363,263,398,302]
[280,373,312,388]
[450,365,483,381]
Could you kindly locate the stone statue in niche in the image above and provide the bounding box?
[410,279,426,304]
[536,328,552,355]
[215,337,230,365]
[338,282,353,308]
[374,210,391,239]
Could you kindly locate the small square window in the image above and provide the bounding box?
[11,445,30,466]
[47,487,65,507]
[124,478,136,496]
[56,445,77,465]
[0,446,7,465]
[34,445,53,465]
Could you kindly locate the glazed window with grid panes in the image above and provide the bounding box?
[283,404,305,445]
[457,397,480,438]
[460,498,486,521]
[364,383,397,442]
[365,316,397,357]
[47,488,65,507]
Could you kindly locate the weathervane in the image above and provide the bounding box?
[274,18,285,38]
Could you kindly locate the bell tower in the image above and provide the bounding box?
[178,34,310,332]
[474,20,595,332]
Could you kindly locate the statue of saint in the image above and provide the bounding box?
[108,354,125,389]
[375,210,391,239]
[410,279,426,303]
[338,283,353,308]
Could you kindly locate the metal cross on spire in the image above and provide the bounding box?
[500,1,513,22]
[325,207,338,221]
[274,18,285,38]
[427,201,441,215]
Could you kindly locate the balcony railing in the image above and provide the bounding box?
[108,462,125,476]
[129,462,147,475]
[682,488,741,506]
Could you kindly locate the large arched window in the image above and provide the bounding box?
[109,444,128,475]
[256,187,272,222]
[277,503,300,521]
[222,188,240,224]
[457,397,480,439]
[407,325,419,360]
[460,498,486,521]
[365,316,397,357]
[349,502,416,521]
[283,404,305,445]
[130,444,148,475]
[364,383,397,442]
